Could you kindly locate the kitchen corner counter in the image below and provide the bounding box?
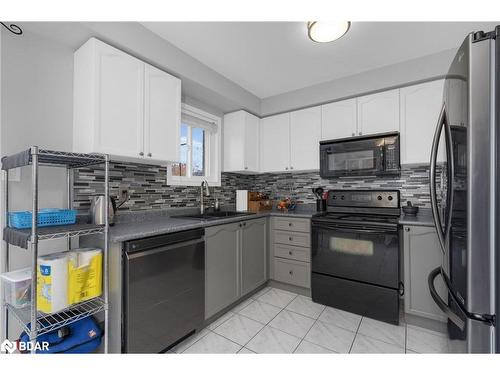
[398,208,435,227]
[108,207,318,243]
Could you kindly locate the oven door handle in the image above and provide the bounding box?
[313,223,397,234]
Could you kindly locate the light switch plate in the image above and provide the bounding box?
[9,168,21,182]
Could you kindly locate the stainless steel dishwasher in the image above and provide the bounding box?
[123,228,205,353]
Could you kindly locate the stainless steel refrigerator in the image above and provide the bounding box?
[428,26,499,353]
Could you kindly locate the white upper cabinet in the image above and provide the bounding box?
[289,106,321,171]
[223,110,260,173]
[321,98,357,140]
[400,80,446,164]
[357,89,400,135]
[144,64,181,163]
[73,38,181,164]
[260,113,290,173]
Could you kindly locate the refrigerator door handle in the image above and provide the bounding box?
[430,103,448,253]
[428,266,466,330]
[443,108,455,250]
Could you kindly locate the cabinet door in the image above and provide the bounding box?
[357,89,400,135]
[240,218,267,295]
[400,80,445,164]
[205,223,240,319]
[260,113,290,172]
[223,111,246,172]
[403,225,447,322]
[95,42,145,158]
[244,112,260,172]
[321,98,357,140]
[290,106,321,171]
[144,64,181,162]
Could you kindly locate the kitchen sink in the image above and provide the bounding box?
[171,211,256,221]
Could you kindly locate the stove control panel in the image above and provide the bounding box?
[327,190,400,209]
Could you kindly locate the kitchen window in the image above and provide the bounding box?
[168,104,221,186]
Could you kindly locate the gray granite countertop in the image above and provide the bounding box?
[109,205,318,242]
[109,204,436,242]
[398,208,434,227]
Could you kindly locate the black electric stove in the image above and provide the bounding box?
[311,190,402,325]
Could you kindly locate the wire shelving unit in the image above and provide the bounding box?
[1,146,110,353]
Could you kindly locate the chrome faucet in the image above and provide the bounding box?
[200,180,211,214]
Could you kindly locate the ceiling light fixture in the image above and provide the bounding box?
[307,21,351,43]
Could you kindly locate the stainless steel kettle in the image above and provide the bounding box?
[90,195,116,225]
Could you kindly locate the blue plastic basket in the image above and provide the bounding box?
[8,209,77,229]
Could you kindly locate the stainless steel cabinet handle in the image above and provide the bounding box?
[139,152,144,156]
[147,153,152,157]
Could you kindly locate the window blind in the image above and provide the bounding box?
[182,112,218,133]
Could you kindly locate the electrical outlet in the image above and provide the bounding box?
[119,187,129,202]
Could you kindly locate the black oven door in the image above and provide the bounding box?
[320,138,383,177]
[311,222,399,289]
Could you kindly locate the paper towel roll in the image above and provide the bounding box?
[38,252,69,313]
[236,190,248,212]
[74,248,101,267]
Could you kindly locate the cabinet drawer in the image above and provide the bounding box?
[274,230,310,248]
[273,258,310,288]
[274,243,310,263]
[272,217,310,233]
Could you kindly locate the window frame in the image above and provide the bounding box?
[167,103,222,186]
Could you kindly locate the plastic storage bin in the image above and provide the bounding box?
[8,209,77,229]
[0,268,32,308]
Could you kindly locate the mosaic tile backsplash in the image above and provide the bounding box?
[73,162,441,213]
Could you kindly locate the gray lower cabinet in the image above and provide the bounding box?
[205,218,267,319]
[403,225,447,322]
[241,218,267,295]
[270,217,311,288]
[205,222,240,319]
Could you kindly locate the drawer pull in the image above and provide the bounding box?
[289,270,294,275]
[289,237,293,241]
[288,222,293,227]
[289,251,293,256]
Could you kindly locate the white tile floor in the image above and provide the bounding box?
[170,286,453,354]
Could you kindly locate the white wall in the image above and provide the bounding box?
[260,48,456,116]
[0,27,75,340]
[20,22,262,116]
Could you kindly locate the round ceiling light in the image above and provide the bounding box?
[307,21,351,43]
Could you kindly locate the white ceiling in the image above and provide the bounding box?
[142,22,498,98]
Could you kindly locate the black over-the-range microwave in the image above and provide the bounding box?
[319,132,401,178]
